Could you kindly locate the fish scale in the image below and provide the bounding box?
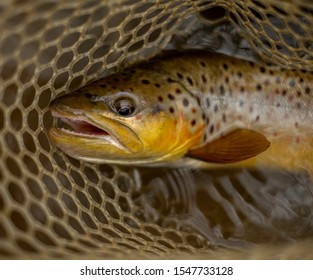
[49,52,313,171]
[152,52,313,140]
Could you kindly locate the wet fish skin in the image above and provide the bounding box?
[49,67,204,165]
[49,52,313,169]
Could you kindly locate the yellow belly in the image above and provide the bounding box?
[235,135,313,174]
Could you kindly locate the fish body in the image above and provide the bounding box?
[49,52,313,170]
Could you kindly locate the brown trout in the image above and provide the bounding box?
[49,52,313,170]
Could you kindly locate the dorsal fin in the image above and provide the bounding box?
[187,128,270,164]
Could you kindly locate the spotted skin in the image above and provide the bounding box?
[151,52,313,170]
[49,52,313,170]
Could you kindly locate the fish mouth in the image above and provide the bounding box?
[53,111,110,138]
[49,109,128,152]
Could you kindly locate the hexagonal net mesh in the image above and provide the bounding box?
[0,0,313,259]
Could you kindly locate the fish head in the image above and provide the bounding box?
[49,70,205,165]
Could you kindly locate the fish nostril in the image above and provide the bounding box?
[84,92,92,98]
[84,92,95,99]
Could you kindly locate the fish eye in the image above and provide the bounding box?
[110,93,138,117]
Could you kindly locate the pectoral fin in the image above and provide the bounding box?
[187,129,270,163]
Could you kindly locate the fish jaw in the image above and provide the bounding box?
[49,107,144,163]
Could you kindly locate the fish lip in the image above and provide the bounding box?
[50,107,130,152]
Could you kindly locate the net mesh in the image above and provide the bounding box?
[1,0,313,259]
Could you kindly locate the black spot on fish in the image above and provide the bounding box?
[213,105,218,112]
[191,108,197,114]
[196,96,201,106]
[100,84,107,88]
[121,72,128,76]
[182,98,189,107]
[203,133,207,142]
[155,83,161,88]
[201,74,207,83]
[175,88,181,94]
[239,100,244,107]
[206,117,210,125]
[141,79,150,85]
[209,125,214,134]
[205,97,210,108]
[176,72,183,79]
[112,85,117,89]
[305,87,311,95]
[299,78,304,83]
[219,85,225,95]
[191,120,196,126]
[187,77,193,86]
[269,70,274,75]
[158,96,163,102]
[256,84,262,91]
[168,93,175,100]
[249,61,255,67]
[260,67,266,73]
[225,76,229,83]
[113,77,120,82]
[301,69,307,74]
[202,113,206,120]
[167,77,175,83]
[296,102,301,109]
[129,87,133,91]
[237,71,242,79]
[169,107,174,113]
[222,64,228,71]
[289,79,296,87]
[130,69,136,74]
[240,86,245,93]
[276,102,281,107]
[297,91,301,97]
[200,61,206,67]
[282,90,287,96]
[210,87,214,94]
[255,115,260,122]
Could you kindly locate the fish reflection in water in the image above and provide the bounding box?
[130,165,313,254]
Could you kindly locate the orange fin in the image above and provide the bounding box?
[187,129,270,164]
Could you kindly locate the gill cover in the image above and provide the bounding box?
[49,68,205,165]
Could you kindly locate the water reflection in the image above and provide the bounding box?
[130,166,313,250]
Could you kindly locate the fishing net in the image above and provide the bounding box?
[1,0,313,259]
